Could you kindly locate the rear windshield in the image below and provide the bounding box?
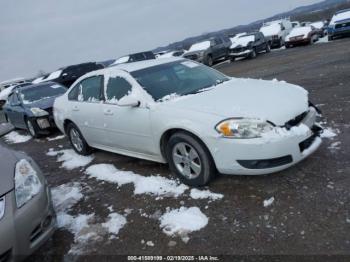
[19,84,66,104]
[131,60,229,101]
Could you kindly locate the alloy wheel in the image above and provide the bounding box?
[70,128,83,152]
[172,142,202,179]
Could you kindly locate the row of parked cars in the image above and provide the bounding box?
[1,8,349,261]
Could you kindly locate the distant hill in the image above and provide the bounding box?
[154,0,350,52]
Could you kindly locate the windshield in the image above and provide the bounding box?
[130,60,229,101]
[19,84,66,104]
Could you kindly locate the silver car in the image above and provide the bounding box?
[0,144,56,261]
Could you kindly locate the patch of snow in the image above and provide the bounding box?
[188,41,210,52]
[146,241,155,247]
[4,131,31,144]
[263,197,275,207]
[230,35,255,48]
[190,188,223,201]
[328,141,341,151]
[86,164,188,197]
[159,207,208,243]
[45,70,62,81]
[260,23,281,37]
[321,127,338,139]
[310,21,324,29]
[46,149,94,170]
[47,135,65,141]
[102,213,127,235]
[316,36,329,44]
[0,85,15,101]
[51,182,84,213]
[111,56,130,65]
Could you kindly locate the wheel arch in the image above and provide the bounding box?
[159,128,216,170]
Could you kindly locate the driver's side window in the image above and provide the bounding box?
[105,76,132,103]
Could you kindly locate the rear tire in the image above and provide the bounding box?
[67,123,92,155]
[166,132,216,186]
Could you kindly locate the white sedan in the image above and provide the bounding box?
[53,57,322,186]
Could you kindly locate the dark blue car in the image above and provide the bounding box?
[3,82,67,137]
[328,9,350,40]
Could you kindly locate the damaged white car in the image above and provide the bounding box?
[53,57,322,186]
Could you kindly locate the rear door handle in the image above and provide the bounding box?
[72,105,79,111]
[104,109,113,115]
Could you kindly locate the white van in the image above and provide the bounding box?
[260,19,293,48]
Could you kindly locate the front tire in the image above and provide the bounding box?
[166,132,216,186]
[67,123,92,155]
[265,44,271,53]
[205,55,213,67]
[26,119,39,138]
[249,48,257,59]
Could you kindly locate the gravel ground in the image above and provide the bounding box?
[1,37,350,262]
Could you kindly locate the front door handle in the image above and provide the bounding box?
[104,109,113,115]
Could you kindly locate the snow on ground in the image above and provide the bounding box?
[47,134,65,141]
[4,131,31,144]
[328,141,341,151]
[316,36,329,44]
[85,164,188,198]
[321,127,339,139]
[47,149,94,170]
[190,188,223,201]
[271,46,286,52]
[159,207,208,243]
[51,182,84,212]
[263,197,275,207]
[102,213,127,236]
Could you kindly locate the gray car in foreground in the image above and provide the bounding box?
[0,144,56,261]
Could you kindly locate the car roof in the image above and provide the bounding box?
[336,8,350,15]
[110,57,184,72]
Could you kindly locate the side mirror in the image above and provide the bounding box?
[117,95,140,107]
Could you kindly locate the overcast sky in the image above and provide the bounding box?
[0,0,321,81]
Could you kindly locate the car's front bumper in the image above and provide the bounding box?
[29,114,57,135]
[0,185,56,261]
[206,107,322,175]
[286,38,310,46]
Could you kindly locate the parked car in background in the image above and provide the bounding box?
[54,57,322,186]
[32,62,104,88]
[292,21,301,28]
[229,32,270,60]
[183,35,231,66]
[285,26,320,48]
[310,21,328,37]
[0,144,56,261]
[0,82,32,110]
[111,51,156,66]
[328,9,350,40]
[157,50,185,58]
[0,78,27,92]
[3,82,67,137]
[260,19,293,48]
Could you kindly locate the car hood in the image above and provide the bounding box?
[159,78,309,126]
[0,145,18,195]
[183,50,206,56]
[23,96,58,111]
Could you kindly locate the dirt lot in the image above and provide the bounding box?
[1,38,350,261]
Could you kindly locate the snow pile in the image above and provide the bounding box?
[0,86,15,100]
[47,134,65,141]
[45,70,62,81]
[190,188,223,201]
[188,41,210,52]
[263,197,275,207]
[102,213,127,235]
[51,182,84,212]
[47,149,94,170]
[320,127,338,139]
[4,131,31,144]
[85,164,188,197]
[159,207,208,243]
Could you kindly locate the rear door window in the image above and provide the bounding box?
[105,76,132,103]
[69,75,103,102]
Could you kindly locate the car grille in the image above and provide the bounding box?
[237,155,293,169]
[183,54,198,60]
[284,111,308,129]
[299,134,317,153]
[231,47,247,53]
[335,22,350,29]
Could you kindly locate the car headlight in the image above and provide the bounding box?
[15,159,42,208]
[30,107,49,117]
[0,197,5,220]
[215,118,273,138]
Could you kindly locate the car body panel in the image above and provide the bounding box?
[54,58,320,176]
